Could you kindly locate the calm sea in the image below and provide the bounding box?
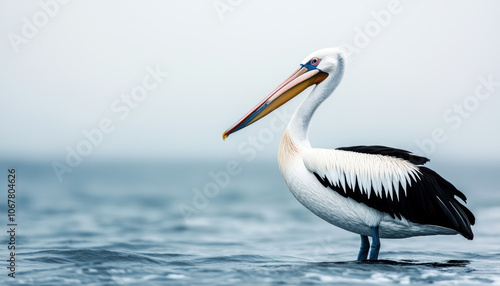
[0,158,499,285]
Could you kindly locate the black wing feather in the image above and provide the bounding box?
[336,145,430,165]
[313,147,475,239]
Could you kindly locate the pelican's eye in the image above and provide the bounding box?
[310,57,321,65]
[301,57,322,71]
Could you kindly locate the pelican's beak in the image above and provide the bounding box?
[223,66,328,140]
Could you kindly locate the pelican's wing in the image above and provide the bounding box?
[302,146,475,239]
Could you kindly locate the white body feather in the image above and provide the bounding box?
[278,129,457,239]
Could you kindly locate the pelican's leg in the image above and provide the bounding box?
[369,226,380,260]
[357,235,370,261]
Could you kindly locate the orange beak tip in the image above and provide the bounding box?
[222,131,228,141]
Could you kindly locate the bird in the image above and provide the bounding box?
[222,47,475,261]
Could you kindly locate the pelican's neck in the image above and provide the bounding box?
[287,65,344,148]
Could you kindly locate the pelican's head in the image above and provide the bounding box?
[223,47,344,140]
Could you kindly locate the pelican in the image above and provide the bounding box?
[222,47,475,261]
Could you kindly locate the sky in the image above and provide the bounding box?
[1,0,500,164]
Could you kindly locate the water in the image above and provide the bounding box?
[0,159,499,285]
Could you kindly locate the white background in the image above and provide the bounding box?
[1,0,499,163]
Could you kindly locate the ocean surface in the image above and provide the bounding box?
[0,158,499,285]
